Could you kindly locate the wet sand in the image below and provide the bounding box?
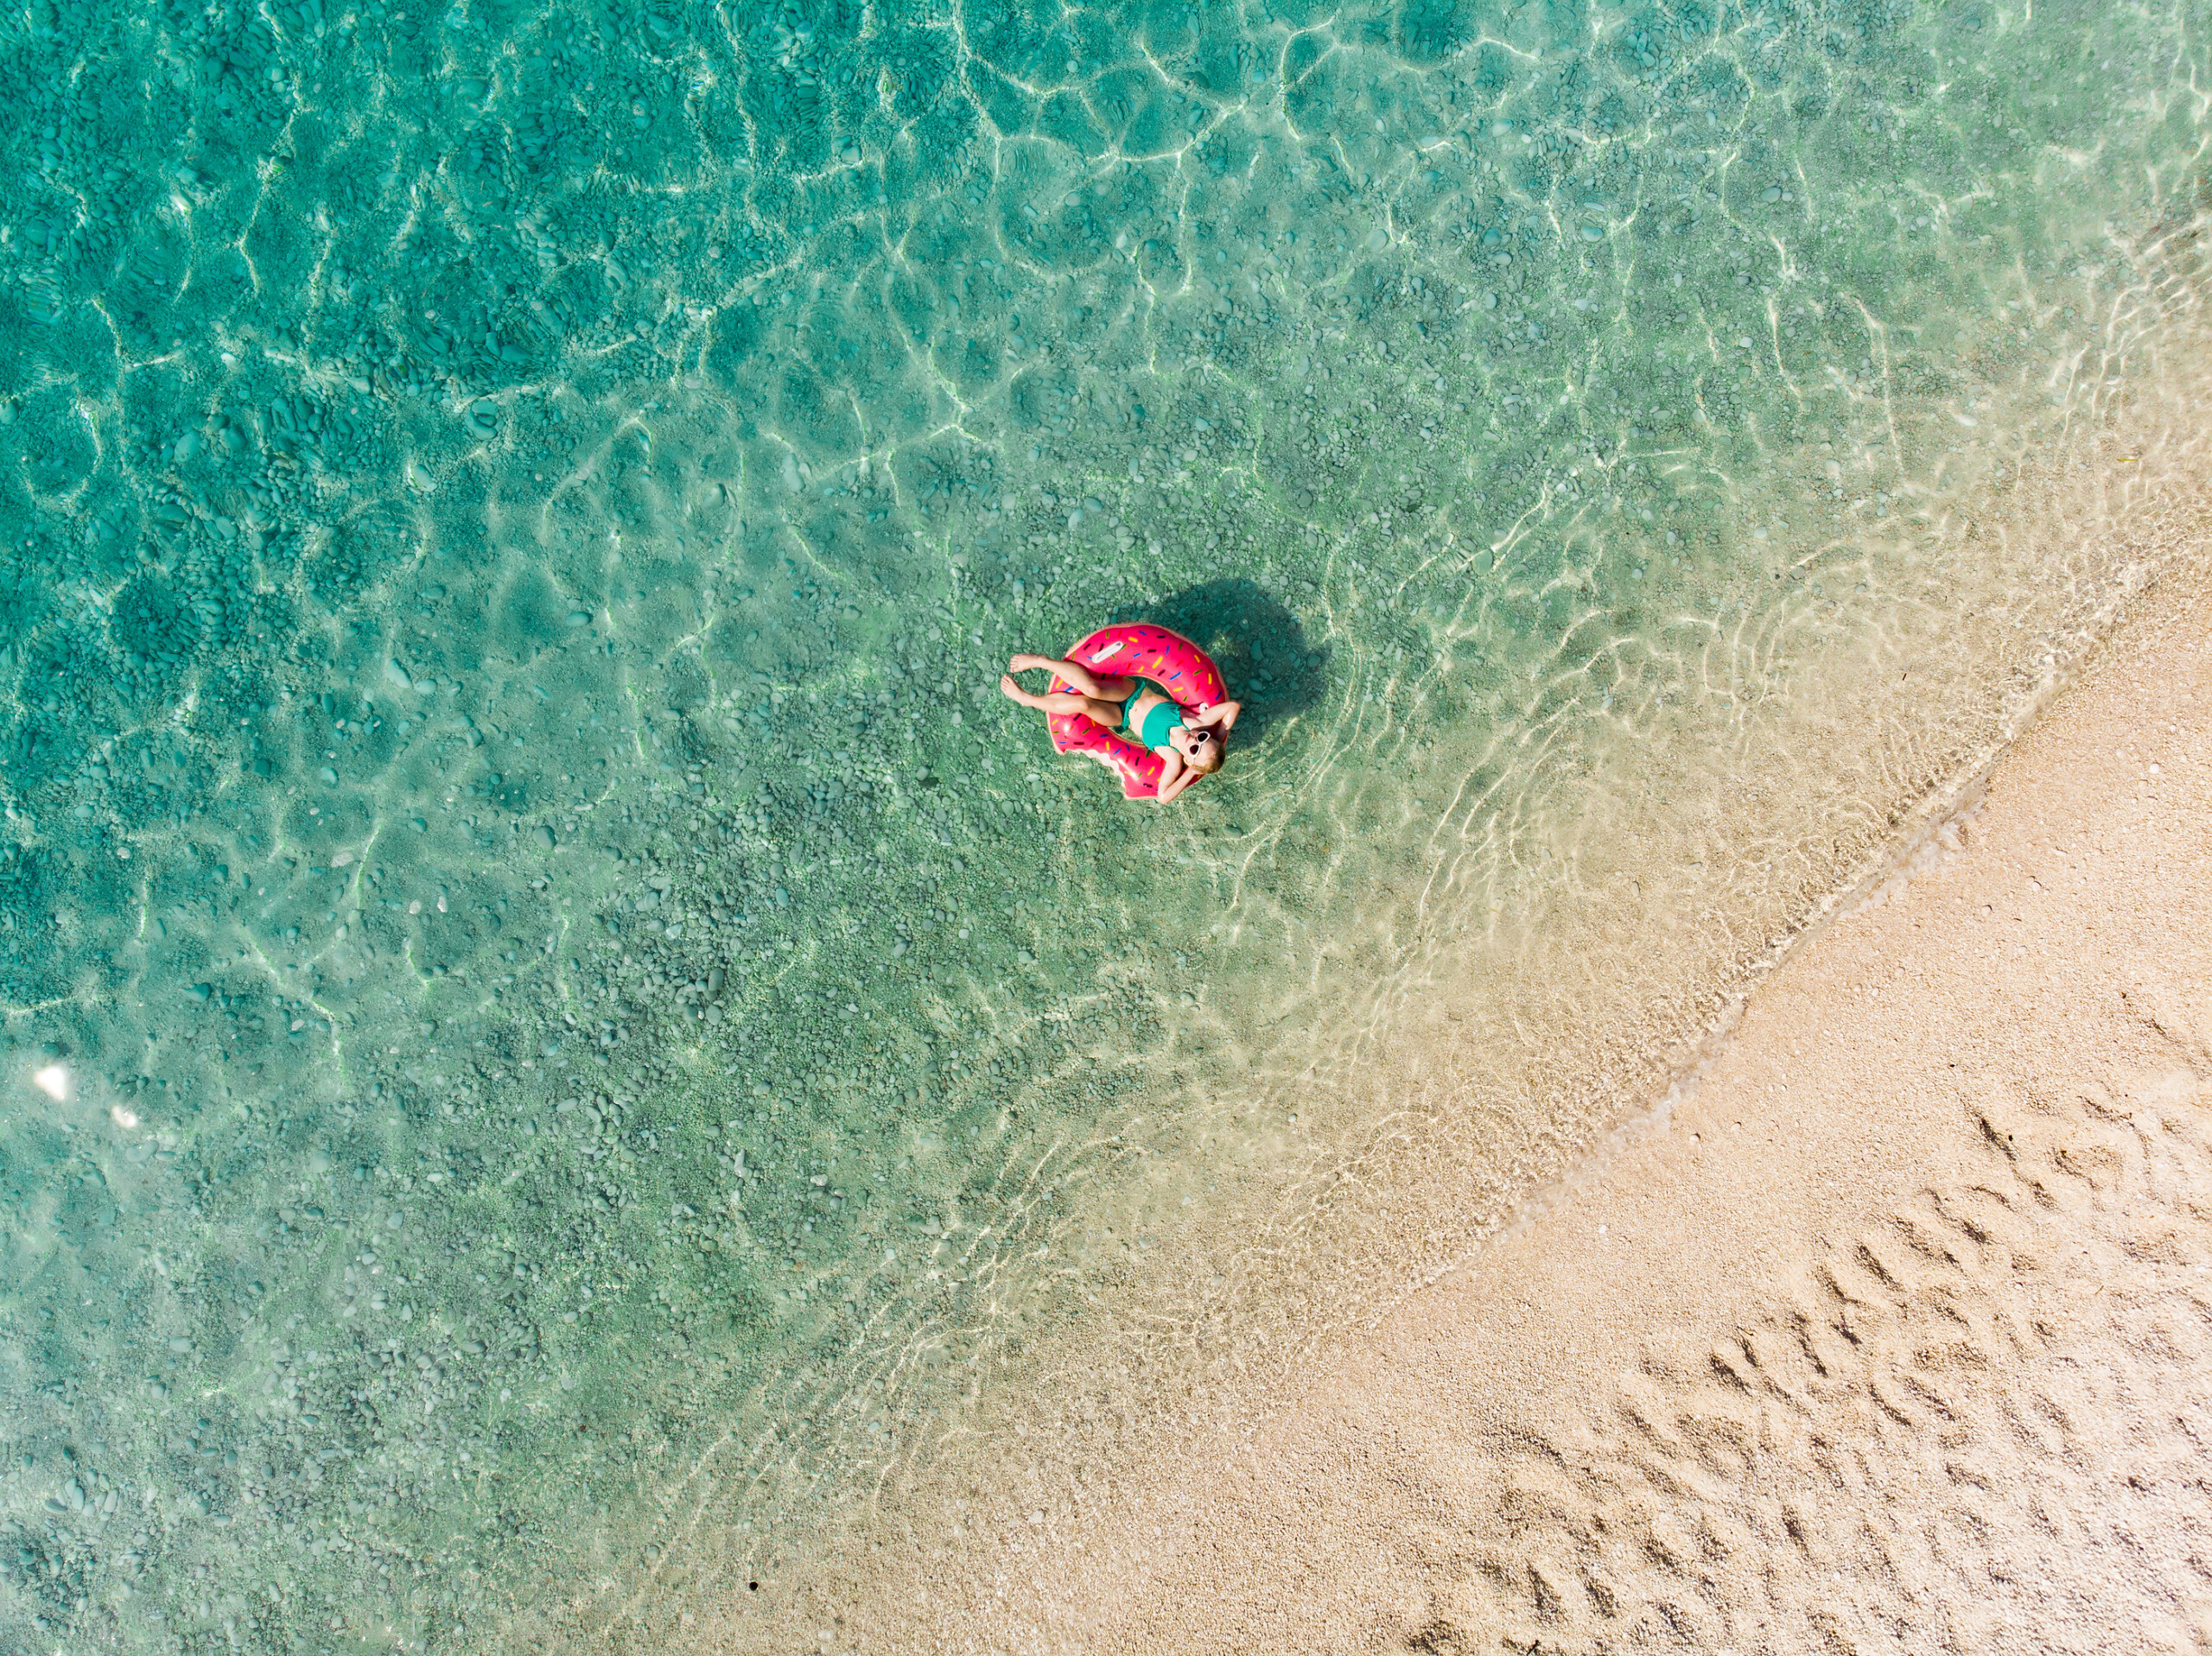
[940,562,2212,1651]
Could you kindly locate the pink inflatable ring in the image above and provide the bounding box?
[1047,624,1229,799]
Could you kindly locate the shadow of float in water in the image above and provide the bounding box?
[1121,579,1326,753]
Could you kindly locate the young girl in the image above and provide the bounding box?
[1000,651,1240,803]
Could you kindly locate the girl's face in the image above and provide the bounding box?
[1177,726,1220,769]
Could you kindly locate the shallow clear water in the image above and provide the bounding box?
[1,0,2209,1647]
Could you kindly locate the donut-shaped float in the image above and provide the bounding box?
[1047,624,1229,799]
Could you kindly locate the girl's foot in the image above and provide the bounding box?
[1000,674,1033,706]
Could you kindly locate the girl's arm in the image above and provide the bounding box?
[1154,751,1197,803]
[1192,698,1242,732]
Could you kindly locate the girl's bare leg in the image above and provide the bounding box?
[1008,653,1105,699]
[1000,677,1122,726]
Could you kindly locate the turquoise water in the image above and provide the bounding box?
[2,0,2209,1647]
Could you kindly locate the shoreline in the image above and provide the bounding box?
[918,546,2212,1648]
[678,282,2212,1654]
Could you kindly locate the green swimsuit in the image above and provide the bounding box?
[1119,679,1185,750]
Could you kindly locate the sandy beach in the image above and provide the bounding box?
[921,562,2212,1651]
